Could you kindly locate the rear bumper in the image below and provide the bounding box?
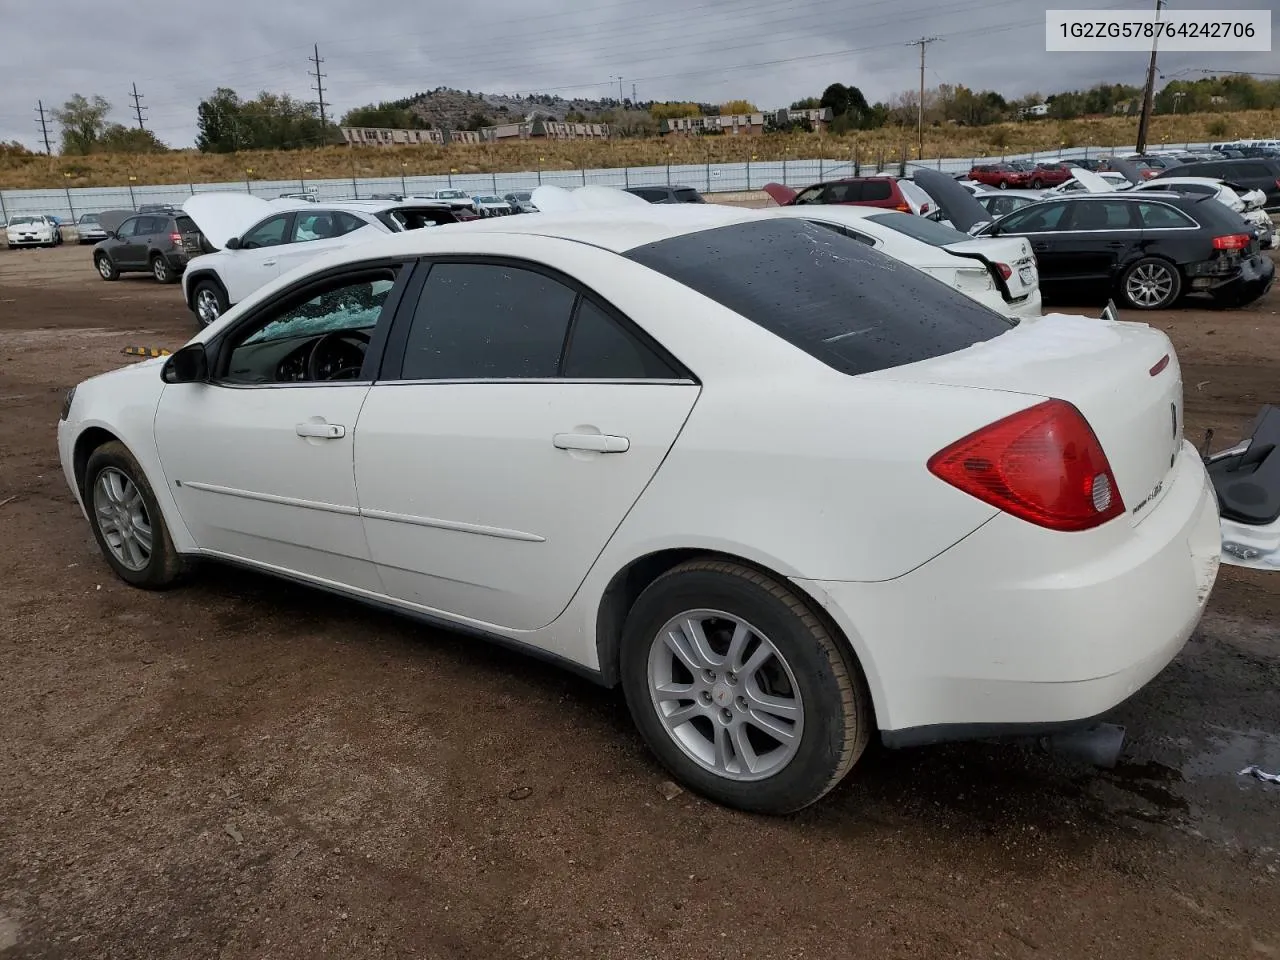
[794,441,1221,739]
[1005,288,1043,320]
[1207,254,1274,301]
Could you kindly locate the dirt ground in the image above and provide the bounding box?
[1,243,1279,960]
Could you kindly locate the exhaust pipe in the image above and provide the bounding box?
[1037,722,1126,768]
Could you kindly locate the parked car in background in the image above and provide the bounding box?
[1152,157,1280,210]
[58,204,1222,813]
[1026,162,1075,189]
[470,195,515,217]
[416,189,476,213]
[967,163,1032,189]
[769,204,1042,320]
[1066,158,1104,171]
[503,191,538,213]
[6,215,62,247]
[976,192,1274,309]
[75,213,108,244]
[974,191,1045,218]
[93,210,202,285]
[1051,171,1133,193]
[1130,177,1277,248]
[763,177,938,217]
[137,203,180,214]
[623,185,707,204]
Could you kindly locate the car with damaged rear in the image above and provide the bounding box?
[58,206,1220,814]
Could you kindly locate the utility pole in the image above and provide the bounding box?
[632,82,638,104]
[35,100,52,154]
[904,36,940,160]
[1134,0,1165,153]
[130,82,147,131]
[612,75,625,105]
[310,43,329,133]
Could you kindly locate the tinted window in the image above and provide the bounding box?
[1137,202,1197,228]
[860,181,893,201]
[563,299,678,379]
[823,182,862,203]
[1156,183,1214,197]
[793,186,826,204]
[400,263,577,380]
[674,188,704,203]
[115,218,140,238]
[242,215,290,249]
[333,212,367,235]
[865,211,969,245]
[982,195,1033,217]
[810,221,878,245]
[625,219,1012,378]
[174,216,198,234]
[996,202,1069,232]
[1236,162,1271,178]
[133,216,161,235]
[1065,201,1137,230]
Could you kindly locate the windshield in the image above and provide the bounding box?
[866,211,970,246]
[79,214,100,224]
[438,190,466,199]
[476,196,502,203]
[625,219,1012,378]
[508,192,531,201]
[9,216,40,225]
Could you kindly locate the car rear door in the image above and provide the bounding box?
[1050,199,1143,288]
[352,257,699,632]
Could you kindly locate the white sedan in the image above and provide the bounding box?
[5,214,61,247]
[57,205,1221,813]
[767,204,1043,320]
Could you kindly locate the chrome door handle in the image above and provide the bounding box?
[296,422,345,439]
[262,259,277,267]
[553,433,629,453]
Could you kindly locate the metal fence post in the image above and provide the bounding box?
[819,158,824,181]
[128,182,137,209]
[582,166,587,185]
[492,172,498,192]
[0,191,7,225]
[746,157,751,190]
[624,166,630,188]
[64,186,75,221]
[782,157,787,183]
[705,160,711,193]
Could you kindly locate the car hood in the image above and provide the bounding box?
[912,168,991,232]
[1066,168,1114,193]
[762,182,799,205]
[181,194,311,250]
[95,209,137,234]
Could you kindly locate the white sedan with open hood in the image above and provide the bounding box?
[58,204,1220,813]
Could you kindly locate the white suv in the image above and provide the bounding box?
[180,196,461,327]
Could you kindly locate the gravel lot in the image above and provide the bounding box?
[1,243,1279,960]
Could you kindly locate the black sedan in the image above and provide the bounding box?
[974,192,1274,309]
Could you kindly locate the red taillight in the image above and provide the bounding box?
[895,202,911,212]
[994,262,1013,280]
[1212,233,1251,250]
[927,399,1125,532]
[170,232,182,244]
[1275,178,1280,189]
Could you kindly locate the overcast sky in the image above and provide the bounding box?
[2,0,1277,150]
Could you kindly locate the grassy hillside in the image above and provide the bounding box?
[2,111,1276,190]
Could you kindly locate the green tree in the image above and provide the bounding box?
[649,101,702,120]
[98,124,168,153]
[196,88,242,152]
[790,97,821,109]
[464,111,490,131]
[720,99,758,115]
[341,101,429,129]
[52,94,111,155]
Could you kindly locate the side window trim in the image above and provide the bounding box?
[202,259,413,387]
[374,254,698,385]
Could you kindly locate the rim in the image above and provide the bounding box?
[97,257,112,278]
[646,609,805,782]
[1126,262,1175,307]
[195,288,221,325]
[153,258,168,281]
[92,467,152,572]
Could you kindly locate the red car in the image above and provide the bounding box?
[967,163,1032,189]
[763,177,937,216]
[1024,162,1075,188]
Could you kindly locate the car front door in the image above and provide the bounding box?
[352,258,700,631]
[991,200,1073,294]
[223,213,294,305]
[153,263,410,589]
[270,210,381,277]
[113,217,146,268]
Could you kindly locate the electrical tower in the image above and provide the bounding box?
[35,100,52,154]
[310,44,329,131]
[904,36,941,160]
[130,82,148,131]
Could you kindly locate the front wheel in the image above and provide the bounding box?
[619,559,873,814]
[84,441,186,589]
[192,279,228,327]
[95,254,119,281]
[1120,257,1182,309]
[1031,178,1043,190]
[998,180,1009,189]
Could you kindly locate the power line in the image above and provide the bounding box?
[130,82,147,131]
[34,100,51,154]
[904,36,940,158]
[310,43,329,130]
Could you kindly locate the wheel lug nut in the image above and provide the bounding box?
[700,691,713,705]
[721,708,733,722]
[736,696,748,711]
[726,672,738,685]
[703,669,717,682]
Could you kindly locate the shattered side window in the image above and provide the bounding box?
[242,278,395,346]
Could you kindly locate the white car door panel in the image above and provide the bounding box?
[154,383,377,588]
[223,213,293,304]
[354,382,697,630]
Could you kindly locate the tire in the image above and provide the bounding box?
[1031,178,1043,190]
[998,180,1009,189]
[151,254,177,284]
[95,253,119,281]
[1119,256,1182,310]
[619,559,872,815]
[83,441,186,589]
[192,279,228,327]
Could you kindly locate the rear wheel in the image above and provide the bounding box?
[95,254,119,281]
[192,279,228,326]
[619,559,872,814]
[1120,257,1181,309]
[151,254,176,284]
[83,441,186,589]
[1031,178,1044,189]
[998,180,1009,189]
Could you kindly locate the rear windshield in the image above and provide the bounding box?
[174,216,198,233]
[625,219,1013,377]
[674,188,705,202]
[865,211,970,246]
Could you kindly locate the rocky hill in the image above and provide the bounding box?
[395,87,621,130]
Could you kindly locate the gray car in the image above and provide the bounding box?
[503,191,538,213]
[76,213,108,244]
[93,211,203,284]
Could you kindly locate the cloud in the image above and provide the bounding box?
[3,0,1277,150]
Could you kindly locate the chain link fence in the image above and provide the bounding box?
[0,142,1215,224]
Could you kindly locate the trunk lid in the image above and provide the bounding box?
[943,235,1039,303]
[867,314,1185,526]
[763,182,798,206]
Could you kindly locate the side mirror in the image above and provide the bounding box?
[104,230,117,240]
[224,236,242,250]
[162,343,209,384]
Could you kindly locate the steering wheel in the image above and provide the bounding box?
[306,329,372,381]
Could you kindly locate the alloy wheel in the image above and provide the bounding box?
[153,258,169,282]
[196,288,221,325]
[92,467,153,572]
[1125,262,1175,307]
[646,610,805,781]
[97,257,113,279]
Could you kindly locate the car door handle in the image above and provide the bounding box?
[553,433,629,453]
[262,259,277,267]
[1032,242,1050,252]
[296,422,345,439]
